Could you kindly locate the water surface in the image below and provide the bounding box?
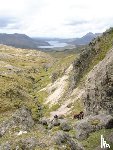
[39,40,68,48]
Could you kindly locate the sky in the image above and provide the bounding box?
[0,0,113,38]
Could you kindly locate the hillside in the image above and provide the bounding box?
[0,28,113,150]
[67,32,101,45]
[0,33,49,49]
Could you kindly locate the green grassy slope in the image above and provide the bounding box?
[0,44,77,121]
[71,27,113,88]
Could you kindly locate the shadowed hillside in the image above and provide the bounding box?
[67,32,101,45]
[0,33,49,49]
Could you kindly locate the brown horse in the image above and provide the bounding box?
[73,111,84,120]
[73,114,80,120]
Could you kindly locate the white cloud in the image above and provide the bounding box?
[0,0,113,37]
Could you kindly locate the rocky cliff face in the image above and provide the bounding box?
[71,27,113,89]
[83,48,113,115]
[70,28,113,115]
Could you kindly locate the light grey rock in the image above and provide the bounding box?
[83,48,113,115]
[13,106,34,130]
[0,142,11,150]
[53,131,84,150]
[18,137,38,150]
[70,29,113,116]
[0,137,44,150]
[0,120,14,137]
[0,107,34,137]
[75,114,113,140]
[60,120,72,131]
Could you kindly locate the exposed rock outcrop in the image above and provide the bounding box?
[0,106,34,137]
[51,118,60,126]
[53,131,84,150]
[13,106,34,130]
[71,28,113,90]
[60,120,72,131]
[0,141,11,150]
[17,137,38,150]
[75,114,113,140]
[0,120,14,137]
[83,48,113,115]
[0,137,39,150]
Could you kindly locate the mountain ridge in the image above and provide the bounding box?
[67,32,101,45]
[0,33,50,49]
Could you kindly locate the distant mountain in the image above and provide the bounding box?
[0,33,49,49]
[32,37,50,46]
[67,32,101,45]
[38,32,101,47]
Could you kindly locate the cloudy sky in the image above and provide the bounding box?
[0,0,113,38]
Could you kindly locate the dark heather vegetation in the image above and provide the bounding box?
[0,28,113,150]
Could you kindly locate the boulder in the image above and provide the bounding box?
[18,137,38,150]
[0,120,14,137]
[75,114,113,140]
[0,137,45,150]
[51,118,60,126]
[0,107,34,137]
[13,106,34,130]
[53,131,84,150]
[0,142,11,150]
[60,120,72,131]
